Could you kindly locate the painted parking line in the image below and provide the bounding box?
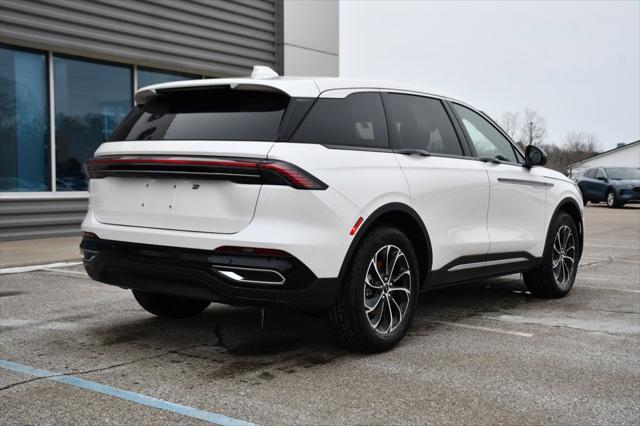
[0,359,257,426]
[0,261,82,275]
[434,321,533,337]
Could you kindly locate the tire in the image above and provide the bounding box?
[523,212,579,298]
[606,189,622,208]
[328,226,419,353]
[132,290,210,318]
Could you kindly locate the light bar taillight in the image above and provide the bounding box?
[84,156,327,190]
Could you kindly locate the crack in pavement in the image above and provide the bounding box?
[0,343,214,392]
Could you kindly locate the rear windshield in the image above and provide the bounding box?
[108,87,289,142]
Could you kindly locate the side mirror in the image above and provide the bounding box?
[524,145,547,168]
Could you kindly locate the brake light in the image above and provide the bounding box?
[84,156,327,190]
[259,162,327,190]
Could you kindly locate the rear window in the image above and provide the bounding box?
[108,87,289,142]
[290,92,389,148]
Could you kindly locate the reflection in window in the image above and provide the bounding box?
[0,46,50,191]
[137,67,197,88]
[453,104,517,163]
[54,56,131,191]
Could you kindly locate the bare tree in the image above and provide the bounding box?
[520,109,547,146]
[498,111,521,142]
[561,131,600,175]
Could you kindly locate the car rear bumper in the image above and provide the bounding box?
[81,237,340,308]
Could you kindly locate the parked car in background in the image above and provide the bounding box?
[80,67,585,352]
[575,167,640,208]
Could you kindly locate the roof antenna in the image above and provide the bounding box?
[251,65,279,79]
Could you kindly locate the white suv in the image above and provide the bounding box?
[81,66,583,352]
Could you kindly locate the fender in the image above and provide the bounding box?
[337,202,433,287]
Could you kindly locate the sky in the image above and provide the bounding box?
[339,0,640,150]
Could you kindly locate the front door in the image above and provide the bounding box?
[450,103,548,265]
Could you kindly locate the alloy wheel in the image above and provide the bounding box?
[363,245,411,334]
[552,225,575,289]
[607,191,615,207]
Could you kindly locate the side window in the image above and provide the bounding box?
[384,93,463,156]
[595,169,606,180]
[452,103,518,163]
[585,169,595,178]
[291,92,388,148]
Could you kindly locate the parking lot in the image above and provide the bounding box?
[1,204,638,425]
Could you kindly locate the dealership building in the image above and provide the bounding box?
[0,0,338,240]
[568,140,640,177]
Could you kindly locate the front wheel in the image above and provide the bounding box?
[607,189,622,208]
[524,212,579,298]
[328,226,419,353]
[133,290,210,318]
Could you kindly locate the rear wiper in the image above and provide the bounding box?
[395,149,431,157]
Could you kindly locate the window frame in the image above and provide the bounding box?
[0,43,209,198]
[380,91,472,159]
[288,89,392,151]
[447,100,526,167]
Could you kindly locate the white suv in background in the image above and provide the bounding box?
[81,67,583,352]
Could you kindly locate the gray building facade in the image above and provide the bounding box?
[0,0,338,240]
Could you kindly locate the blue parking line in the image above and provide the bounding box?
[0,359,257,426]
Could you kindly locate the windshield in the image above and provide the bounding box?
[108,87,289,142]
[605,167,640,180]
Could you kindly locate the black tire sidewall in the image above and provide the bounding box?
[540,212,579,297]
[607,189,617,208]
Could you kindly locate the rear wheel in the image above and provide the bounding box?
[329,226,419,353]
[132,290,210,318]
[524,212,579,298]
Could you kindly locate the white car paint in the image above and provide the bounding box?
[82,75,582,282]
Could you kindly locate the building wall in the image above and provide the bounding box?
[0,197,88,240]
[0,0,281,76]
[0,0,284,240]
[282,0,339,76]
[570,142,640,176]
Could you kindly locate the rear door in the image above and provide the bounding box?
[450,103,548,260]
[383,92,491,273]
[89,86,292,234]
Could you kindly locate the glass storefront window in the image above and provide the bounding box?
[137,67,198,88]
[54,56,131,191]
[0,45,50,191]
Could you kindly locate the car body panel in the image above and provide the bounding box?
[82,75,584,307]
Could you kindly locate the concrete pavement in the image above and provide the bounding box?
[1,204,638,424]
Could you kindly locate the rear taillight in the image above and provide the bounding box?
[84,156,327,190]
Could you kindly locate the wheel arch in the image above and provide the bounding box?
[552,197,584,261]
[337,203,433,289]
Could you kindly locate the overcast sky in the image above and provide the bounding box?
[339,0,640,150]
